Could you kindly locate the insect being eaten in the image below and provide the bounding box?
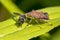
[15,10,49,26]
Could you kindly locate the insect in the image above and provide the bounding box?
[27,10,49,20]
[14,10,49,26]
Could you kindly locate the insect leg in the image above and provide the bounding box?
[29,19,32,24]
[33,18,42,28]
[32,17,40,24]
[35,19,40,24]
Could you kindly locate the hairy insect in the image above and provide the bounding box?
[15,10,49,26]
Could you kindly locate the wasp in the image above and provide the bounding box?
[14,10,49,26]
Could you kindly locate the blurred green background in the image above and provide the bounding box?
[0,0,60,40]
[14,0,60,12]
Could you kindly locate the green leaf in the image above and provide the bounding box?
[0,6,60,40]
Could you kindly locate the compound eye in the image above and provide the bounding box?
[21,15,26,19]
[18,18,24,24]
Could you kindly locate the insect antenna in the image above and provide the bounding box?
[14,12,21,15]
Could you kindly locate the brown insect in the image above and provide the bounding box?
[26,10,49,20]
[14,10,49,26]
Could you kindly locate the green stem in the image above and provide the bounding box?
[0,0,24,15]
[0,0,24,29]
